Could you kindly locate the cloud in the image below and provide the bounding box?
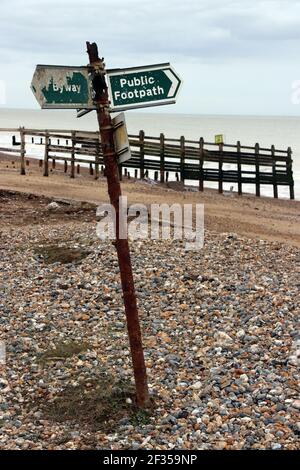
[1,0,300,63]
[1,0,300,112]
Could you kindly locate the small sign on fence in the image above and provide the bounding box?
[215,134,225,144]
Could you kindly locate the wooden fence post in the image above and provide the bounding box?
[20,127,26,175]
[255,143,260,197]
[64,160,68,173]
[199,137,204,191]
[139,130,145,179]
[237,141,242,196]
[271,145,278,199]
[180,136,185,184]
[43,131,49,177]
[95,139,100,179]
[218,142,223,194]
[70,131,75,178]
[287,147,294,200]
[160,132,165,183]
[89,163,94,176]
[52,158,56,170]
[77,164,80,174]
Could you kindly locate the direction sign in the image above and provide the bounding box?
[31,65,95,109]
[107,63,182,112]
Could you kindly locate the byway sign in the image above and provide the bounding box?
[31,65,95,109]
[107,63,182,111]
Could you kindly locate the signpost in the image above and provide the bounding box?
[85,42,150,408]
[31,42,182,409]
[107,64,182,111]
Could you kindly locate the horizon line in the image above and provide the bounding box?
[1,106,300,120]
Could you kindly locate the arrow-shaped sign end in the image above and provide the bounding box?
[165,68,182,99]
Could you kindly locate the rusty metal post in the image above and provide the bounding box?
[86,42,149,408]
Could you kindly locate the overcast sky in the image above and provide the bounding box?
[1,0,300,115]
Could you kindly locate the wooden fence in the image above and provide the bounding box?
[0,127,295,199]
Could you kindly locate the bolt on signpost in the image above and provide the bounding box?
[31,42,182,409]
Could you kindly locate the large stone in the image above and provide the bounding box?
[47,201,60,211]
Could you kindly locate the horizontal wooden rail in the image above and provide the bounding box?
[0,147,22,154]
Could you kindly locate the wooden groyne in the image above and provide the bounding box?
[0,127,295,199]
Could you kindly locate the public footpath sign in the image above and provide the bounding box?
[107,63,182,111]
[31,65,95,109]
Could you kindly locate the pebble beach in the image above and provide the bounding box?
[1,0,300,456]
[0,189,299,450]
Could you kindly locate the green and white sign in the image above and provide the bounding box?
[107,63,182,111]
[31,65,95,109]
[215,134,225,144]
[31,63,182,112]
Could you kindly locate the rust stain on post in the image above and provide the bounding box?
[86,42,149,408]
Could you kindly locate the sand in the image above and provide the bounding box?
[0,154,299,247]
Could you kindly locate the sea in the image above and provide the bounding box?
[0,108,299,200]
